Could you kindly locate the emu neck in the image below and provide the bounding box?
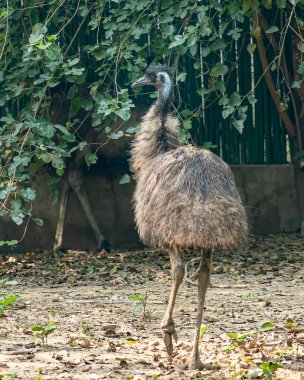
[131,89,180,174]
[155,81,173,124]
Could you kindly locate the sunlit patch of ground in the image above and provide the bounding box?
[0,234,303,379]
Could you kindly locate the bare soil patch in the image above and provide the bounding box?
[0,235,304,380]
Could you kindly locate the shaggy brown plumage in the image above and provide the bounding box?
[130,65,248,370]
[131,105,247,250]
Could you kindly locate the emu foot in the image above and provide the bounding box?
[161,320,178,356]
[186,357,204,371]
[53,244,67,257]
[185,352,220,370]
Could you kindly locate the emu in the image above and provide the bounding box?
[131,66,248,370]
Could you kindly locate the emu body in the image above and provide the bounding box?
[131,66,248,370]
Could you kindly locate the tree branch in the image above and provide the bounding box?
[252,14,296,138]
[258,12,302,151]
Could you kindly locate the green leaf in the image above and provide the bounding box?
[259,362,282,374]
[62,133,76,142]
[169,35,186,48]
[183,120,192,129]
[176,73,187,82]
[277,0,286,7]
[108,131,123,139]
[21,188,36,202]
[0,240,17,247]
[85,152,98,167]
[238,332,255,340]
[248,94,257,104]
[211,63,228,77]
[29,32,44,45]
[200,324,209,337]
[1,279,18,286]
[297,42,304,53]
[119,174,132,184]
[11,212,25,225]
[259,321,275,332]
[242,0,251,11]
[40,153,52,164]
[52,156,65,170]
[54,124,70,135]
[210,38,227,52]
[125,125,138,134]
[266,26,279,33]
[44,45,63,62]
[32,23,45,33]
[47,35,57,41]
[69,97,81,118]
[32,326,44,332]
[232,118,244,134]
[247,43,256,55]
[187,35,197,47]
[226,333,239,340]
[33,218,43,226]
[297,62,304,77]
[56,168,64,177]
[292,81,302,88]
[67,85,78,99]
[115,108,130,121]
[229,92,242,106]
[222,106,234,119]
[35,123,55,138]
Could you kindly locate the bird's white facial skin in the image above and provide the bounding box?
[157,72,172,100]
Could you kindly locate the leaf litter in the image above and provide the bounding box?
[0,234,303,379]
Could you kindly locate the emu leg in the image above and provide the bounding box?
[54,180,70,254]
[161,247,185,356]
[187,249,212,370]
[67,169,109,250]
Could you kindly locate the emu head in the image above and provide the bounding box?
[131,65,172,88]
[131,66,172,95]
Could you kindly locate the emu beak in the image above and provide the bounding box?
[131,75,152,88]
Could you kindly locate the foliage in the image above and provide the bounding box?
[259,361,283,379]
[0,279,20,316]
[0,0,304,228]
[0,240,17,247]
[226,331,256,343]
[129,293,148,309]
[259,321,275,332]
[31,321,57,345]
[200,323,211,339]
[129,292,152,320]
[0,372,17,380]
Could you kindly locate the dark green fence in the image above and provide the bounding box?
[181,14,291,165]
[61,7,291,165]
[3,4,292,166]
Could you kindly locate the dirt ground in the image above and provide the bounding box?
[0,234,304,380]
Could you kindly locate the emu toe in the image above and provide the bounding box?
[53,244,66,256]
[161,321,178,356]
[186,352,220,371]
